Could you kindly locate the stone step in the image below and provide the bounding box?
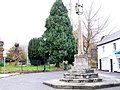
[64,73,98,79]
[70,69,95,73]
[60,78,102,83]
[86,69,94,73]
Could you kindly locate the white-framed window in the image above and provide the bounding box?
[113,43,116,51]
[117,58,120,69]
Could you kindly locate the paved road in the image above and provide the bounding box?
[0,71,120,90]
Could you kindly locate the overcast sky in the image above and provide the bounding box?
[0,0,120,52]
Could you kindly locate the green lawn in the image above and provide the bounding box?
[0,64,65,74]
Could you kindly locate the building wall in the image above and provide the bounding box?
[98,39,120,72]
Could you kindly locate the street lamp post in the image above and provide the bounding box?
[3,54,6,74]
[4,57,5,74]
[43,37,46,72]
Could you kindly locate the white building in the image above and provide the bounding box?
[97,30,120,72]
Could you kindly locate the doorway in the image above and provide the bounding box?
[99,59,102,70]
[110,59,113,72]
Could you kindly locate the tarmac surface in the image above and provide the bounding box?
[0,71,120,90]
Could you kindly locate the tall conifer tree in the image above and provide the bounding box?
[44,0,77,67]
[28,38,42,65]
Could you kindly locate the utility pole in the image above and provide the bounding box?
[75,0,84,55]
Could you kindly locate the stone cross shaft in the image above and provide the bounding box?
[77,12,84,55]
[75,0,84,55]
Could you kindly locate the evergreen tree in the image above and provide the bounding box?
[44,0,77,67]
[28,38,42,66]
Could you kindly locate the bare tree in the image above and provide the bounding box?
[82,2,110,55]
[79,2,112,67]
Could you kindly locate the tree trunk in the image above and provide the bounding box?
[55,62,60,68]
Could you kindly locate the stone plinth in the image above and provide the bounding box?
[70,55,89,74]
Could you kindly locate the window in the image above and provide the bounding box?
[113,43,116,51]
[102,46,105,52]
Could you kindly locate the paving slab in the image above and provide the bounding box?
[0,73,19,78]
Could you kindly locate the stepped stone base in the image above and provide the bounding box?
[60,71,102,83]
[60,55,102,83]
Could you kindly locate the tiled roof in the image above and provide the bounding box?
[97,30,120,46]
